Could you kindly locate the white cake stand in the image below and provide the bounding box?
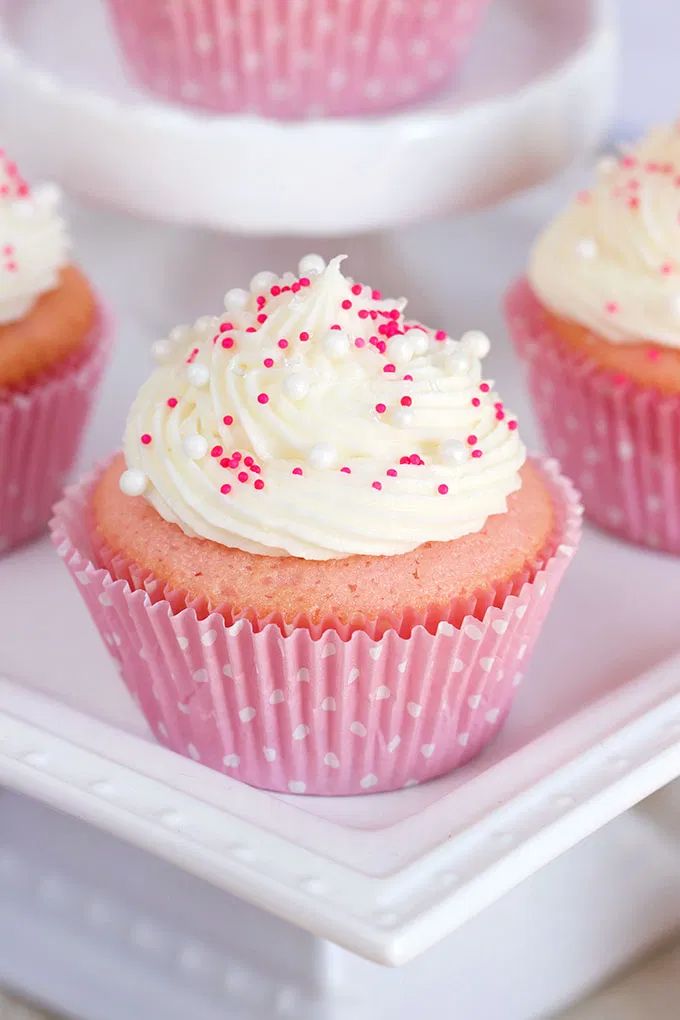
[0,0,617,235]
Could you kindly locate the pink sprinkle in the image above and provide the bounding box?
[400,456,410,465]
[661,262,674,275]
[480,383,490,393]
[628,196,640,211]
[223,414,234,426]
[291,282,300,293]
[167,397,178,407]
[386,468,398,477]
[496,411,505,421]
[232,452,242,463]
[383,363,396,373]
[246,326,257,333]
[471,397,480,407]
[438,484,449,495]
[250,464,261,474]
[244,456,253,467]
[292,467,303,476]
[351,284,363,296]
[299,331,310,341]
[254,479,265,490]
[358,309,369,320]
[508,420,518,431]
[257,393,269,405]
[400,395,412,407]
[375,403,387,414]
[220,483,232,495]
[219,321,233,331]
[270,285,281,296]
[467,434,477,446]
[605,301,619,315]
[220,458,230,468]
[372,481,382,491]
[355,338,366,348]
[435,330,447,341]
[211,445,223,458]
[141,434,152,445]
[238,471,249,483]
[372,289,382,301]
[409,454,422,465]
[278,338,289,349]
[256,295,266,309]
[222,336,234,349]
[341,299,352,310]
[263,357,274,368]
[299,277,311,287]
[330,323,342,330]
[403,374,413,382]
[471,449,483,459]
[257,313,268,324]
[340,466,351,474]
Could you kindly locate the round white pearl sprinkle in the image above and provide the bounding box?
[250,270,278,293]
[308,443,337,469]
[576,237,598,259]
[187,363,210,387]
[195,315,217,331]
[119,469,147,497]
[283,373,310,400]
[410,331,429,356]
[390,336,414,364]
[182,435,208,460]
[224,288,249,312]
[393,407,414,428]
[169,325,189,344]
[151,339,173,363]
[461,330,491,359]
[447,353,470,374]
[440,439,468,464]
[298,253,326,276]
[322,329,350,359]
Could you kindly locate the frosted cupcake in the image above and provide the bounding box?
[53,255,580,795]
[507,123,680,553]
[0,151,108,553]
[105,0,492,118]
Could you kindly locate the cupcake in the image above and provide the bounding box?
[105,0,492,118]
[52,255,580,795]
[507,123,680,554]
[0,151,108,554]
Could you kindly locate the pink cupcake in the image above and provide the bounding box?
[507,123,680,554]
[52,255,580,795]
[105,0,492,118]
[0,151,108,554]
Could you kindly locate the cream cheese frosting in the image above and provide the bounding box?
[122,255,526,560]
[0,151,69,325]
[529,122,680,348]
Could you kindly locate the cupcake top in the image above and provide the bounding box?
[0,151,69,326]
[529,122,680,348]
[121,255,525,560]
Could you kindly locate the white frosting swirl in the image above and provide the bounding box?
[123,256,525,560]
[0,152,69,325]
[529,123,680,347]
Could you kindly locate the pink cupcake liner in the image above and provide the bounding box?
[51,457,581,796]
[105,0,492,118]
[0,309,110,554]
[507,278,680,555]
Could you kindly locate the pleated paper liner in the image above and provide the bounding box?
[0,307,110,554]
[51,457,582,795]
[105,0,491,118]
[507,278,680,555]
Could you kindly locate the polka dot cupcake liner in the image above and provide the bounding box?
[0,309,109,555]
[51,456,581,796]
[105,0,491,118]
[507,278,680,555]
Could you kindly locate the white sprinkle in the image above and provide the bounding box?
[390,336,414,364]
[322,329,350,359]
[224,287,249,312]
[250,270,278,293]
[393,407,414,428]
[283,372,310,401]
[309,443,337,469]
[195,315,217,331]
[440,439,468,464]
[409,331,429,356]
[169,325,189,344]
[460,330,490,359]
[447,353,470,374]
[151,339,173,363]
[183,435,208,459]
[576,237,598,259]
[187,363,210,387]
[119,469,147,496]
[298,253,326,276]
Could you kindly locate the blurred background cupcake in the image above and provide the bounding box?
[506,122,680,555]
[53,254,580,795]
[0,150,109,554]
[104,0,492,118]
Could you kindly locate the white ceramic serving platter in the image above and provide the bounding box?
[0,0,617,234]
[1,181,680,966]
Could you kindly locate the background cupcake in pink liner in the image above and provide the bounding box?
[0,150,109,554]
[507,122,680,555]
[52,254,580,795]
[105,0,492,118]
